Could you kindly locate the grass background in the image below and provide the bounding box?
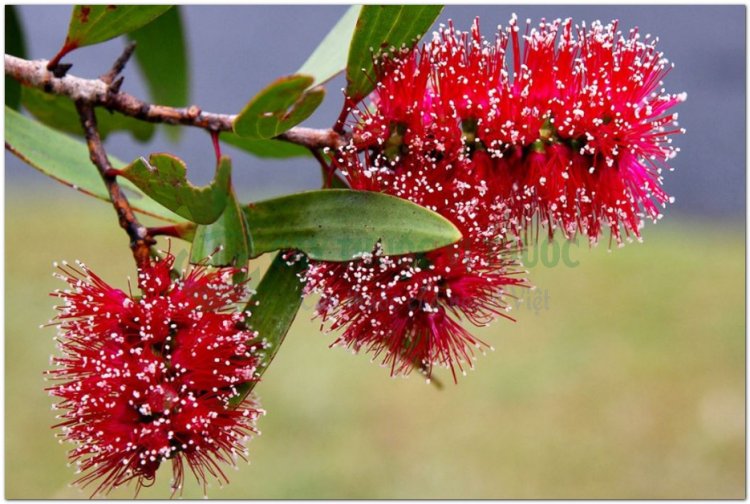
[5,182,745,499]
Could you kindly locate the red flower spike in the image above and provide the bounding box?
[395,16,683,243]
[441,16,684,243]
[46,254,262,497]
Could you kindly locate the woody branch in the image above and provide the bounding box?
[4,53,347,150]
[75,100,155,267]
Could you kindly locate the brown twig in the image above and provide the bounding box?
[148,224,195,240]
[75,101,155,267]
[100,42,136,85]
[5,53,348,149]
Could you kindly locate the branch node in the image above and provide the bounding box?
[50,63,72,78]
[135,226,150,239]
[103,167,122,179]
[108,76,125,96]
[187,105,202,119]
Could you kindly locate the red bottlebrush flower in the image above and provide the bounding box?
[425,17,685,243]
[46,253,262,497]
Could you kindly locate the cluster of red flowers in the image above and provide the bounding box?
[47,254,261,496]
[44,16,684,496]
[307,17,684,378]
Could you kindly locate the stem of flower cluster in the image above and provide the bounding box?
[210,130,222,164]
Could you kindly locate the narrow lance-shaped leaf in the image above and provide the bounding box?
[21,87,155,142]
[244,189,462,261]
[297,5,361,85]
[346,5,443,100]
[233,75,324,140]
[5,106,179,222]
[5,5,27,110]
[230,252,307,406]
[121,153,230,225]
[189,182,251,268]
[51,5,173,64]
[127,6,187,141]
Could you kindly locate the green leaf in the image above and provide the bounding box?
[233,75,325,140]
[127,7,187,141]
[221,132,311,159]
[5,6,27,110]
[346,5,442,100]
[60,5,172,53]
[5,106,179,222]
[127,7,187,106]
[189,186,251,268]
[298,5,361,85]
[243,189,462,261]
[230,252,307,405]
[121,153,230,225]
[21,87,155,142]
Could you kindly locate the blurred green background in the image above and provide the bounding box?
[5,179,744,499]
